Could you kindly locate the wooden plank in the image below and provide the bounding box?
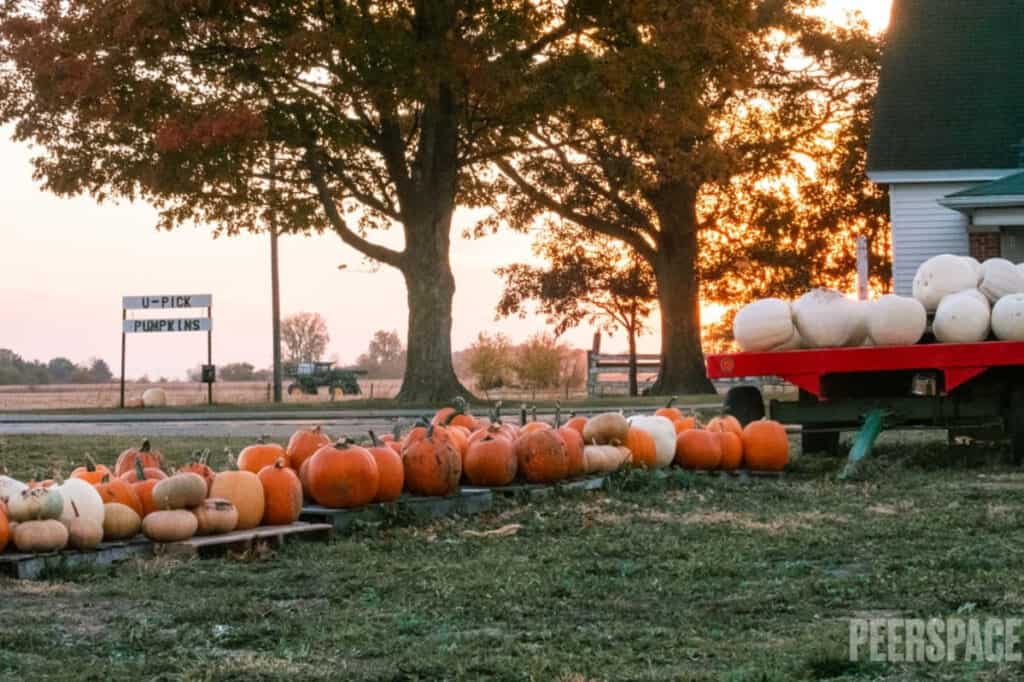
[154,522,333,559]
[0,538,153,580]
[300,488,494,532]
[464,476,607,498]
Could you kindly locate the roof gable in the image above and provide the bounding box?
[867,0,1024,174]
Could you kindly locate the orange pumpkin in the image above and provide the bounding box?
[675,430,722,470]
[717,431,744,471]
[126,459,164,517]
[237,438,289,474]
[706,416,743,438]
[286,426,331,472]
[742,420,789,471]
[464,435,518,487]
[114,439,165,477]
[446,427,470,465]
[433,396,478,430]
[307,441,379,508]
[298,457,315,501]
[209,470,265,530]
[673,416,698,434]
[563,416,587,435]
[514,429,568,484]
[402,426,462,497]
[558,427,585,478]
[70,455,113,485]
[625,428,658,469]
[367,442,404,503]
[655,397,684,422]
[95,474,144,517]
[178,450,215,494]
[258,459,303,526]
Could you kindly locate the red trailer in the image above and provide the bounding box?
[706,341,1024,469]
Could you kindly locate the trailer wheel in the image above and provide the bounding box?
[723,386,765,426]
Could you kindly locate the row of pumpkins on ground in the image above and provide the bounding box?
[0,401,790,555]
[734,255,1024,352]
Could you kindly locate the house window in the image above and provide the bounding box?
[1002,228,1024,262]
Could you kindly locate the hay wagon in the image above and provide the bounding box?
[706,342,1024,475]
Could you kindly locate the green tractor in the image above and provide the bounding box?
[285,362,366,399]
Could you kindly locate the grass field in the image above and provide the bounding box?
[3,433,1023,679]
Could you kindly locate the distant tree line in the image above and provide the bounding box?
[457,333,585,400]
[0,349,113,385]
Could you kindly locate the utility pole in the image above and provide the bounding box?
[269,155,283,402]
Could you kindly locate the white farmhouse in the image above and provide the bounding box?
[867,0,1024,294]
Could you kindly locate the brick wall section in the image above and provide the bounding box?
[969,232,1001,261]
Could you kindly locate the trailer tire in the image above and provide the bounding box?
[724,386,765,426]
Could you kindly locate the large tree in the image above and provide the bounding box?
[496,225,655,396]
[0,0,586,402]
[486,2,880,393]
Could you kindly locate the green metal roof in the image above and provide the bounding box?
[867,0,1024,173]
[946,171,1024,198]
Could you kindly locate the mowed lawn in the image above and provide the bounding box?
[2,434,1024,680]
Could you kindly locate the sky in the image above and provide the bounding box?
[0,0,893,380]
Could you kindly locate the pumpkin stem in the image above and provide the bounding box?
[84,453,98,472]
[554,402,561,428]
[223,447,237,470]
[391,421,401,440]
[530,405,537,423]
[520,404,527,426]
[134,458,145,481]
[200,449,211,466]
[666,396,677,409]
[140,438,151,453]
[426,423,435,440]
[494,400,503,423]
[71,499,80,519]
[368,430,379,447]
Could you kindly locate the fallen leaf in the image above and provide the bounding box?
[462,524,522,538]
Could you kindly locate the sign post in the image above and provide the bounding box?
[120,294,213,408]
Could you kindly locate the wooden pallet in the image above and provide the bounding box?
[463,475,608,498]
[0,538,153,580]
[0,523,334,579]
[154,522,334,559]
[300,488,494,532]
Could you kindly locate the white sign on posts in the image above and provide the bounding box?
[120,293,214,407]
[122,318,211,334]
[122,294,212,310]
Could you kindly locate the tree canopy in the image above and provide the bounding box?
[484,1,883,392]
[0,0,589,402]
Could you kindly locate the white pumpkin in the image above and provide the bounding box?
[991,294,1024,341]
[793,289,860,348]
[961,256,983,285]
[55,478,105,530]
[980,258,1024,302]
[0,475,27,505]
[845,300,870,346]
[912,254,978,311]
[956,288,991,310]
[933,292,991,343]
[733,298,794,352]
[867,295,927,346]
[772,327,803,351]
[626,416,676,468]
[142,387,167,408]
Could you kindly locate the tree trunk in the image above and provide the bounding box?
[627,327,639,397]
[397,257,471,403]
[648,187,715,395]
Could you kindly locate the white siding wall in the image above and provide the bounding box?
[889,182,977,295]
